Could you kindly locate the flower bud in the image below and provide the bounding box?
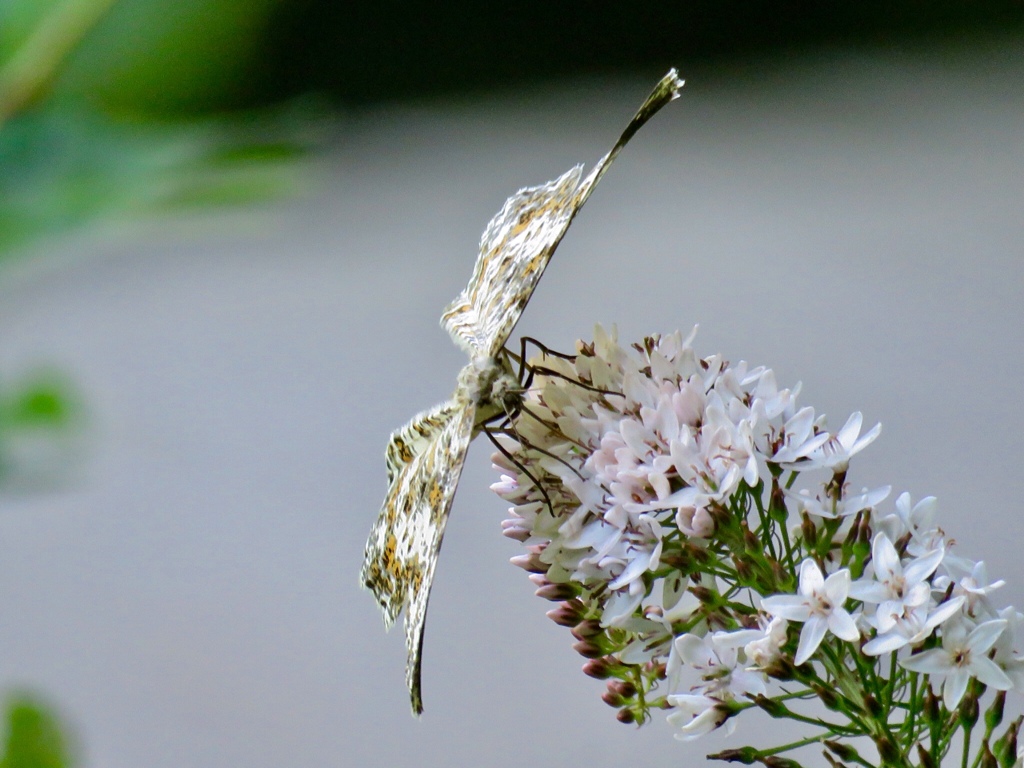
[571,619,603,641]
[601,689,624,708]
[985,690,1006,732]
[825,740,861,763]
[1001,737,1019,767]
[572,639,604,658]
[768,483,787,522]
[801,512,818,548]
[658,550,692,572]
[811,682,841,711]
[501,520,530,541]
[689,586,717,605]
[707,503,732,530]
[509,553,547,573]
[770,559,790,590]
[992,715,1022,767]
[535,582,577,601]
[742,524,761,553]
[545,601,584,627]
[959,692,980,731]
[645,660,667,679]
[874,735,900,766]
[707,747,759,764]
[763,758,802,768]
[862,693,883,719]
[979,745,997,768]
[608,680,636,699]
[915,743,937,768]
[765,655,797,682]
[615,707,635,724]
[582,656,615,679]
[924,689,941,726]
[733,556,754,584]
[854,518,871,556]
[685,542,713,566]
[753,694,787,719]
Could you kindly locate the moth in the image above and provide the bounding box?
[360,70,684,714]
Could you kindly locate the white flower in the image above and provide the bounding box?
[991,607,1024,691]
[665,694,731,740]
[670,631,767,702]
[788,484,891,520]
[762,559,860,665]
[862,596,965,656]
[895,493,940,555]
[802,412,881,473]
[900,617,1011,709]
[849,533,944,631]
[743,616,790,669]
[932,559,1005,620]
[771,406,830,465]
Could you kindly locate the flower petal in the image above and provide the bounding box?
[795,616,828,665]
[827,608,860,642]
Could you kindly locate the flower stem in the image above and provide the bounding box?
[0,0,119,126]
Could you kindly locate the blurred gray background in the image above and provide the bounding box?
[0,21,1022,768]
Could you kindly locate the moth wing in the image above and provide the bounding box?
[440,69,685,359]
[383,400,457,488]
[362,400,461,630]
[401,399,476,714]
[359,394,476,714]
[440,166,583,359]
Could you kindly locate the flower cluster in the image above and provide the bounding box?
[492,327,1023,767]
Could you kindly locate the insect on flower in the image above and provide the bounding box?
[360,69,684,714]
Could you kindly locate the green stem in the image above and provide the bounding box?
[905,675,918,743]
[760,731,833,757]
[818,645,913,768]
[0,0,119,126]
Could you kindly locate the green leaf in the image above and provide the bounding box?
[0,371,83,490]
[0,695,73,768]
[5,381,72,427]
[0,102,314,257]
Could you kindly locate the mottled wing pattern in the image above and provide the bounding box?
[400,399,476,714]
[362,401,463,629]
[383,400,458,490]
[440,69,685,359]
[359,392,476,714]
[440,166,584,358]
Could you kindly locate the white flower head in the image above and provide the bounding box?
[849,532,944,632]
[665,694,732,741]
[803,412,881,474]
[788,484,891,520]
[762,559,860,665]
[862,596,966,656]
[932,559,1006,620]
[670,631,767,702]
[900,617,1012,709]
[744,615,790,669]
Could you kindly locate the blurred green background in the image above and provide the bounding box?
[34,0,1024,113]
[2,0,1021,259]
